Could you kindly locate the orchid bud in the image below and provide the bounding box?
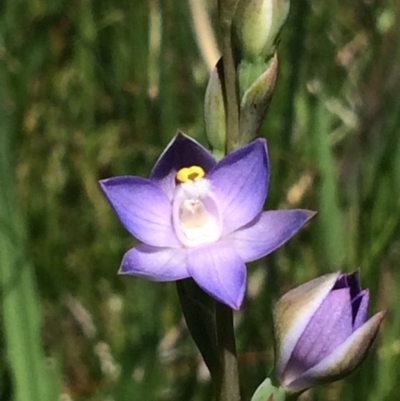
[273,271,386,394]
[233,0,290,61]
[204,58,226,158]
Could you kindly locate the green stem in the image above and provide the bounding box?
[218,0,241,151]
[215,302,241,401]
[213,2,242,400]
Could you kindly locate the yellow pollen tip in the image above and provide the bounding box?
[176,166,205,183]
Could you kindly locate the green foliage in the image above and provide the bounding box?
[0,43,61,401]
[0,0,399,400]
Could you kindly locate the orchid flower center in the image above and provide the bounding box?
[176,165,205,183]
[173,166,221,247]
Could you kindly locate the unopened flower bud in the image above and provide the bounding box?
[273,271,386,394]
[233,0,290,60]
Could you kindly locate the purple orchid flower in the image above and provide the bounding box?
[100,132,314,309]
[274,271,386,394]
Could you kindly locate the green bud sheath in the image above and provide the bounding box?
[251,378,287,401]
[204,58,227,158]
[240,53,278,141]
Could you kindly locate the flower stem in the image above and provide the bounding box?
[217,0,241,152]
[213,2,241,400]
[215,302,241,401]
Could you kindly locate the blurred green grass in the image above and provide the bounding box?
[1,0,399,400]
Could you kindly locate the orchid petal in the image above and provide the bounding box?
[100,176,180,247]
[284,311,386,393]
[150,132,216,200]
[187,243,247,309]
[119,245,188,281]
[226,209,315,262]
[274,272,340,379]
[353,290,369,330]
[335,270,361,298]
[284,289,353,380]
[208,139,269,235]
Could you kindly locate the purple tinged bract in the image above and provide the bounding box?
[100,132,314,309]
[274,271,386,393]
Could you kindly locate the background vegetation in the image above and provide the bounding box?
[1,0,399,400]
